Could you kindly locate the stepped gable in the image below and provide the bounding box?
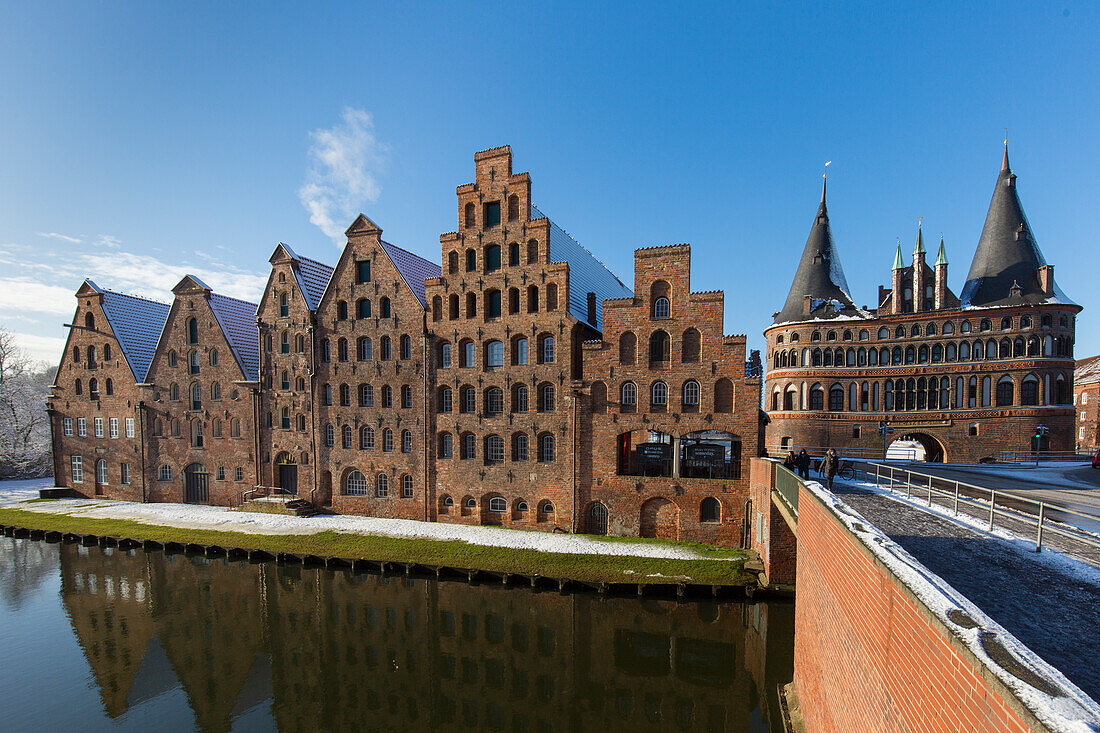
[83,279,171,382]
[961,143,1073,308]
[530,204,632,330]
[379,239,441,308]
[208,292,260,381]
[774,178,865,324]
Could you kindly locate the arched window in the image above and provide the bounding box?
[527,239,539,264]
[512,433,529,461]
[84,312,95,331]
[619,332,636,365]
[509,242,521,267]
[539,335,555,364]
[380,335,392,361]
[485,387,504,415]
[324,423,334,447]
[187,317,198,344]
[682,328,700,363]
[438,432,453,458]
[650,381,668,410]
[527,285,539,312]
[508,194,520,221]
[512,337,528,365]
[449,293,459,319]
[358,298,372,318]
[360,383,374,407]
[190,419,203,448]
[188,349,200,375]
[432,295,442,321]
[400,335,412,360]
[230,418,240,437]
[460,339,475,368]
[190,382,202,410]
[402,474,414,497]
[461,433,476,460]
[538,433,555,463]
[382,428,394,452]
[700,497,720,523]
[1021,377,1039,406]
[402,430,413,453]
[375,473,389,497]
[485,435,505,464]
[682,380,700,410]
[512,383,529,412]
[340,383,351,406]
[360,425,375,449]
[996,377,1014,407]
[591,381,607,414]
[381,385,392,407]
[460,385,476,413]
[338,338,349,362]
[438,386,452,413]
[380,297,391,319]
[489,496,507,512]
[828,385,844,411]
[486,340,504,368]
[878,327,889,339]
[538,383,555,412]
[546,283,558,311]
[438,342,451,368]
[342,425,353,449]
[105,378,113,396]
[653,297,670,319]
[809,384,824,411]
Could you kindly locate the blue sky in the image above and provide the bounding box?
[1,2,1097,363]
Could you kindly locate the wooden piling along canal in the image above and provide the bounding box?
[0,522,771,600]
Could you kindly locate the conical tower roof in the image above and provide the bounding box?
[960,143,1069,307]
[774,178,863,324]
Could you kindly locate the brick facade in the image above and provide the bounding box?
[1073,355,1100,451]
[46,145,767,547]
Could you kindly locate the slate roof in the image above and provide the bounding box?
[530,205,633,330]
[89,280,171,382]
[278,243,333,311]
[1076,355,1100,387]
[774,180,867,324]
[380,240,441,308]
[208,293,259,381]
[961,144,1074,308]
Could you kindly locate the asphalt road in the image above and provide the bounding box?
[863,461,1100,535]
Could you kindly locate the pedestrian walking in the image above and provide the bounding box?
[822,448,839,490]
[797,449,810,479]
[783,451,797,471]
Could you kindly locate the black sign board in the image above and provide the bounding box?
[685,443,724,465]
[636,443,672,463]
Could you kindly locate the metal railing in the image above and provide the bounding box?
[861,462,1100,554]
[773,464,801,517]
[998,449,1096,463]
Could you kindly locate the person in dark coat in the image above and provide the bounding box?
[822,448,839,490]
[796,449,810,479]
[783,451,797,471]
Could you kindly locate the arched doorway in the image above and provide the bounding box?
[640,497,679,540]
[184,463,209,503]
[587,502,609,535]
[274,452,297,494]
[887,433,946,463]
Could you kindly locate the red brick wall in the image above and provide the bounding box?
[1074,381,1099,450]
[793,485,1038,733]
[747,458,796,585]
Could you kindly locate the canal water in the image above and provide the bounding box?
[0,536,794,732]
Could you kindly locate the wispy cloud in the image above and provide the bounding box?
[298,108,389,242]
[36,232,82,244]
[0,280,78,315]
[93,235,121,248]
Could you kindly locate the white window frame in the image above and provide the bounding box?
[94,417,104,438]
[125,417,135,438]
[77,418,87,437]
[71,455,83,483]
[63,417,73,436]
[109,417,119,439]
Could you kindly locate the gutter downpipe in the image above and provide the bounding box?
[308,321,320,502]
[137,400,147,503]
[422,311,430,522]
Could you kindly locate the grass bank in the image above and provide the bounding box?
[0,505,754,587]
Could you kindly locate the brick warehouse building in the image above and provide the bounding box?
[764,144,1081,462]
[1074,355,1100,451]
[47,145,760,544]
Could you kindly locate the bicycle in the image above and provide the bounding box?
[816,458,856,482]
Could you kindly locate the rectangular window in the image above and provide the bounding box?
[357,260,371,283]
[109,418,119,439]
[969,423,979,437]
[487,290,502,318]
[94,417,104,438]
[852,425,861,439]
[483,201,501,228]
[125,417,135,438]
[77,418,87,437]
[121,463,131,484]
[439,344,451,368]
[235,467,244,482]
[71,455,83,483]
[63,417,73,436]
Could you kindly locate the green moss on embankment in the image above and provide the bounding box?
[0,506,753,586]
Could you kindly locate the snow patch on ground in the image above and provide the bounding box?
[0,483,733,562]
[806,478,1100,731]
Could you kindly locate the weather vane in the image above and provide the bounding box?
[918,216,923,228]
[824,160,832,179]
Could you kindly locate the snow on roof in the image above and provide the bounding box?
[380,240,441,308]
[1076,355,1100,386]
[97,287,171,382]
[531,204,632,330]
[208,293,259,380]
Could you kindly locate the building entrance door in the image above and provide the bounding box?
[184,463,209,503]
[278,464,298,494]
[587,502,608,535]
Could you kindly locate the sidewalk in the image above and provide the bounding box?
[833,477,1100,703]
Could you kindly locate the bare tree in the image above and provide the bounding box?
[0,328,54,478]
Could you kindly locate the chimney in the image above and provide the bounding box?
[1038,265,1054,296]
[586,292,598,326]
[803,295,814,316]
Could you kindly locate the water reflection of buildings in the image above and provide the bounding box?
[56,544,793,731]
[1,536,59,608]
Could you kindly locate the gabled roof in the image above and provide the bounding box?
[271,243,333,311]
[208,293,260,381]
[379,239,441,308]
[774,179,866,324]
[961,143,1074,308]
[85,280,171,383]
[531,204,632,330]
[1076,355,1100,387]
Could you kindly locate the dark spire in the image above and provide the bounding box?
[774,178,860,323]
[914,220,925,255]
[935,235,948,266]
[961,141,1061,307]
